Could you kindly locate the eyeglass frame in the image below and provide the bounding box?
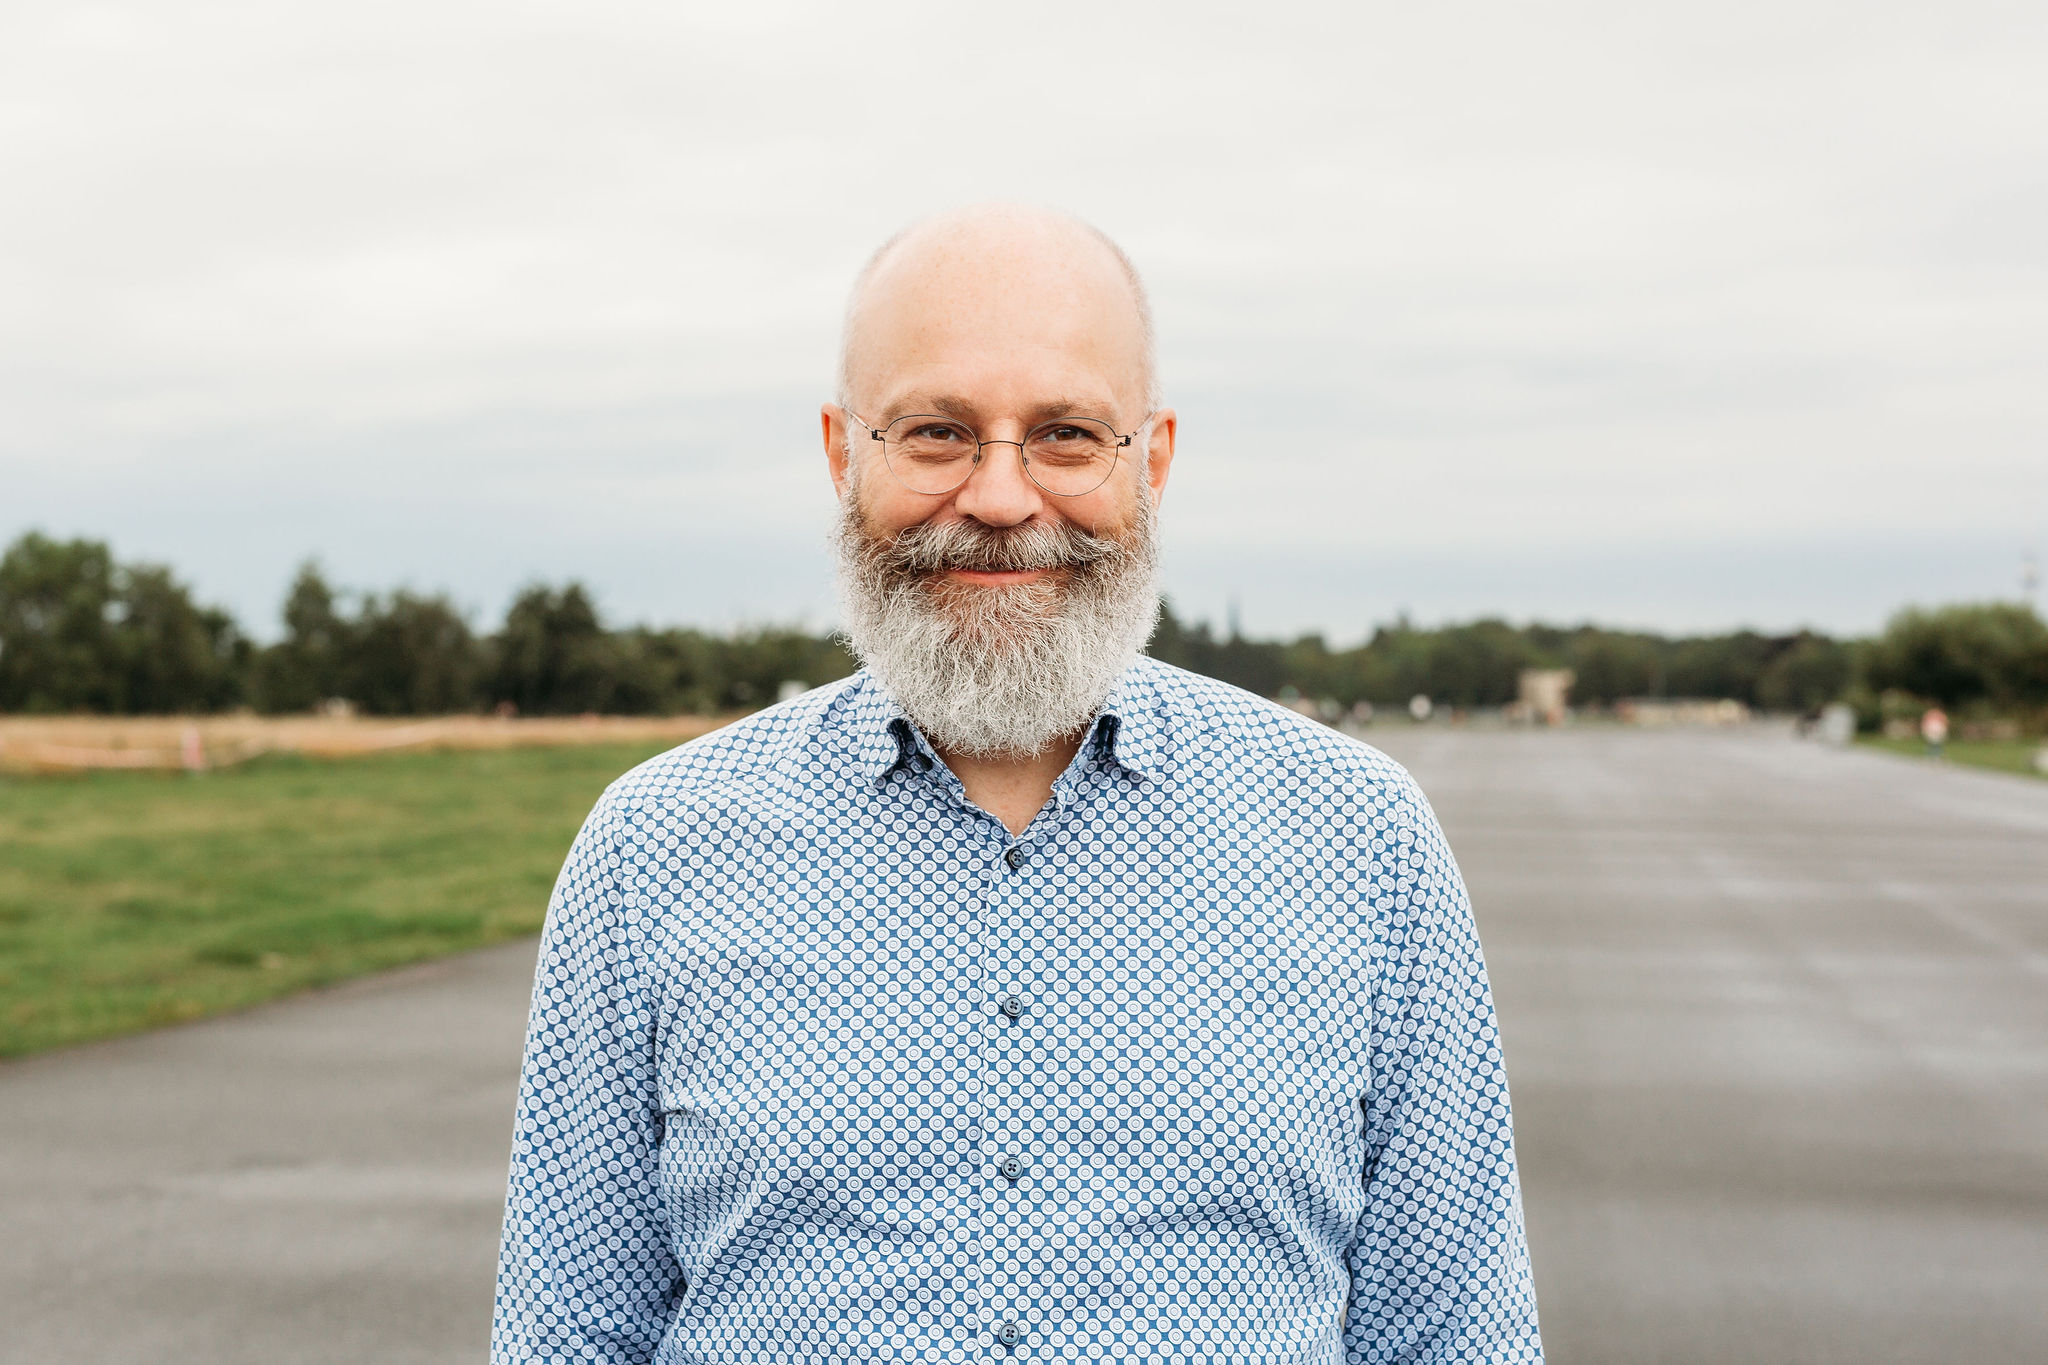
[843,407,1156,498]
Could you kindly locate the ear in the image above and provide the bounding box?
[823,404,854,499]
[1142,408,1177,503]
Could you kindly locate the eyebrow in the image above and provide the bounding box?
[879,394,1124,428]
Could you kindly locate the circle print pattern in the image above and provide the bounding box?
[492,657,1542,1363]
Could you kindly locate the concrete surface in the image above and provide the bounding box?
[3,727,2045,1363]
[0,943,535,1364]
[1369,725,2048,1365]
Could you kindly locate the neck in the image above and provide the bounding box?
[934,731,1086,837]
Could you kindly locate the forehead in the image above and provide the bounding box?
[848,227,1147,414]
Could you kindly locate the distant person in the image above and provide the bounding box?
[491,205,1542,1363]
[1921,706,1949,756]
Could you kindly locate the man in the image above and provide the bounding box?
[492,204,1542,1363]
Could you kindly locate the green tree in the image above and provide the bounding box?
[254,563,352,712]
[1562,628,1663,705]
[489,583,620,714]
[1422,619,1535,708]
[1867,603,2048,710]
[1353,619,1433,705]
[0,533,122,712]
[1665,630,1779,704]
[108,563,247,712]
[1147,600,1284,697]
[346,592,482,715]
[1754,632,1852,713]
[712,628,857,710]
[0,533,242,713]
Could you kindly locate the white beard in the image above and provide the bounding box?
[833,482,1161,760]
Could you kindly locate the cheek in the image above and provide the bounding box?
[1068,480,1146,539]
[847,476,924,538]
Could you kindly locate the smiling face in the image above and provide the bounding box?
[825,205,1175,559]
[823,205,1178,758]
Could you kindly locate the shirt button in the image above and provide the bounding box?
[1004,847,1023,871]
[998,1154,1025,1180]
[996,1320,1024,1347]
[999,995,1025,1020]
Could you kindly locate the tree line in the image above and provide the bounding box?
[1155,604,2046,727]
[2,531,2044,725]
[0,533,852,717]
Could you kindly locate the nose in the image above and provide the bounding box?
[949,439,1044,528]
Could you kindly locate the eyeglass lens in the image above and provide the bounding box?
[880,416,1122,497]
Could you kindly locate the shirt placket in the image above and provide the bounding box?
[979,769,1094,1357]
[978,814,1022,1354]
[890,728,1007,1352]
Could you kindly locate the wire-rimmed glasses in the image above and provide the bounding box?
[846,411,1147,497]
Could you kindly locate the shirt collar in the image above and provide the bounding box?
[837,675,921,783]
[835,662,1171,786]
[1088,661,1170,782]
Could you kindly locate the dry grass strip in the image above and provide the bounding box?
[0,714,730,774]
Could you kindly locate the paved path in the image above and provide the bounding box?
[0,943,536,1364]
[1369,726,2048,1365]
[3,728,2044,1363]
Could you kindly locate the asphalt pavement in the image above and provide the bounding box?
[1370,725,2048,1365]
[3,725,2044,1363]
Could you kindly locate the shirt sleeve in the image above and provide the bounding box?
[492,794,682,1363]
[1345,790,1543,1364]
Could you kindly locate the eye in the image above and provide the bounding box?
[1030,420,1112,448]
[905,421,970,444]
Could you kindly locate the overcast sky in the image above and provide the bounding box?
[4,0,2043,641]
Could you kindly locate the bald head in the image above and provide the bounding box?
[836,204,1159,417]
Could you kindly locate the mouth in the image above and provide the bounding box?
[944,567,1051,586]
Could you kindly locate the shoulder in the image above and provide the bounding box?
[587,674,866,830]
[1136,656,1433,824]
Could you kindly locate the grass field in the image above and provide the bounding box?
[10,725,2034,1061]
[1859,734,2048,780]
[0,740,686,1058]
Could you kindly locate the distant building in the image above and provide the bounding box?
[1515,669,1575,726]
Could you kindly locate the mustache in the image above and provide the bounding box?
[833,494,1163,760]
[859,517,1134,577]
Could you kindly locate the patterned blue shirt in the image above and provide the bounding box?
[493,658,1541,1363]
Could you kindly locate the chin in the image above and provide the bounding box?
[923,575,1063,636]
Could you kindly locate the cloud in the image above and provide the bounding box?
[3,0,2044,636]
